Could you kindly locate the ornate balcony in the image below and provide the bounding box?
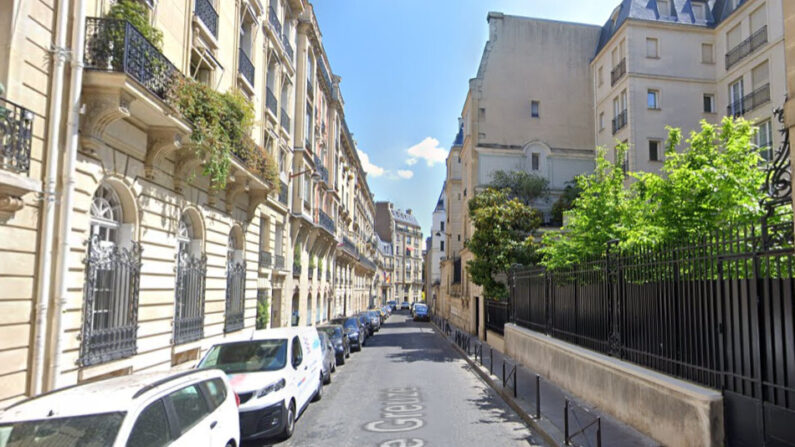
[269,6,282,37]
[611,58,626,87]
[612,109,627,135]
[79,236,142,366]
[194,0,218,38]
[266,86,278,117]
[282,34,294,61]
[278,180,289,206]
[314,155,328,183]
[274,254,285,270]
[318,210,335,235]
[238,48,255,87]
[726,26,767,70]
[0,97,33,174]
[727,83,770,117]
[342,236,359,258]
[259,250,273,269]
[280,107,291,132]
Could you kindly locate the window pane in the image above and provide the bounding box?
[649,141,659,161]
[127,400,170,447]
[752,61,769,90]
[647,91,658,109]
[204,379,227,409]
[703,95,714,113]
[750,6,766,33]
[169,385,210,433]
[693,3,705,20]
[531,101,539,117]
[531,153,540,170]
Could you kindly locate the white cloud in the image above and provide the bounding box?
[397,169,414,179]
[406,137,448,167]
[357,149,385,177]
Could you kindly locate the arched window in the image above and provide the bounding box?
[174,211,206,345]
[81,183,141,366]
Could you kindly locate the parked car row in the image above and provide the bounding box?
[0,308,395,446]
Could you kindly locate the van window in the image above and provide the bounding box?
[291,336,303,368]
[202,379,227,410]
[0,413,124,447]
[199,340,288,373]
[127,400,171,447]
[168,384,210,434]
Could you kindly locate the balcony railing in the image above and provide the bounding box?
[318,210,335,234]
[0,97,33,174]
[727,83,770,117]
[342,236,359,258]
[293,263,301,277]
[611,58,626,86]
[307,79,314,98]
[269,6,282,37]
[224,261,246,333]
[360,256,377,271]
[194,0,218,38]
[274,254,285,270]
[612,109,627,135]
[280,107,291,131]
[726,26,767,70]
[238,48,255,86]
[266,87,278,117]
[174,251,206,345]
[79,236,142,366]
[259,250,272,268]
[314,155,328,183]
[282,34,294,61]
[84,18,179,101]
[278,180,288,205]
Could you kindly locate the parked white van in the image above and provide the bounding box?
[197,327,323,441]
[0,369,239,447]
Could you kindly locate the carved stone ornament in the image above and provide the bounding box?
[80,89,134,153]
[145,128,184,179]
[0,170,41,221]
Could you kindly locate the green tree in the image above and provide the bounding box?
[256,295,270,329]
[550,180,582,226]
[488,170,549,205]
[467,188,541,300]
[106,0,164,49]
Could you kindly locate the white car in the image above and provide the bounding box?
[0,369,239,447]
[197,327,323,441]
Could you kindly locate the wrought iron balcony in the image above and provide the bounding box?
[307,79,314,98]
[318,210,335,235]
[266,87,278,117]
[359,256,377,271]
[269,6,282,37]
[612,109,627,135]
[293,263,301,277]
[282,34,294,61]
[84,18,179,101]
[342,236,359,258]
[611,58,626,86]
[280,107,291,131]
[259,250,272,268]
[274,254,285,270]
[314,155,328,183]
[79,236,142,366]
[224,261,246,333]
[727,83,770,118]
[278,180,288,205]
[0,97,33,174]
[174,251,207,345]
[194,0,218,38]
[238,48,255,86]
[726,26,767,70]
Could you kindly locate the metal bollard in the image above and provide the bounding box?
[597,417,602,447]
[564,399,569,445]
[502,362,506,387]
[535,374,541,419]
[490,348,493,374]
[513,366,517,398]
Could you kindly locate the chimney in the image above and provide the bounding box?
[407,209,412,215]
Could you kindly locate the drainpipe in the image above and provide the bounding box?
[48,0,86,391]
[32,0,71,396]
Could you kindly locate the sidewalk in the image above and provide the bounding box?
[431,317,660,447]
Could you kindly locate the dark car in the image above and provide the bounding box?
[318,324,349,365]
[387,300,397,311]
[367,311,382,332]
[401,301,410,310]
[413,303,429,321]
[318,332,336,384]
[358,313,374,337]
[331,317,364,351]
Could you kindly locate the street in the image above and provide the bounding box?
[245,312,541,447]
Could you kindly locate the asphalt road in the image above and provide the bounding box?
[245,311,542,447]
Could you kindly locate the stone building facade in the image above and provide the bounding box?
[375,202,424,304]
[0,0,379,408]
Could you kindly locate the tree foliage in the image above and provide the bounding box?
[541,118,772,269]
[106,0,164,49]
[467,188,541,300]
[488,170,549,205]
[550,180,582,226]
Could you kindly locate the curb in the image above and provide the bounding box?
[430,321,562,447]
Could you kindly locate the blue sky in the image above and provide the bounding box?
[312,0,620,236]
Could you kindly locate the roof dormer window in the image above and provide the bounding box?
[657,0,670,17]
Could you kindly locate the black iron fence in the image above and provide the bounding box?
[224,261,246,333]
[84,18,179,101]
[726,25,767,70]
[266,87,278,117]
[318,210,335,234]
[485,300,509,335]
[259,250,272,269]
[174,251,206,345]
[194,0,218,38]
[0,97,33,174]
[727,83,770,118]
[610,58,626,86]
[238,48,255,86]
[80,236,142,366]
[612,109,627,135]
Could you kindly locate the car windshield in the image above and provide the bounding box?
[319,327,342,338]
[415,304,428,311]
[0,412,125,447]
[343,319,358,330]
[199,339,288,374]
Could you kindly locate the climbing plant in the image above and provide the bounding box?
[106,0,163,49]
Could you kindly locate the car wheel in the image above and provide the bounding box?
[332,360,337,372]
[280,400,296,440]
[312,375,323,401]
[225,442,234,447]
[326,368,333,384]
